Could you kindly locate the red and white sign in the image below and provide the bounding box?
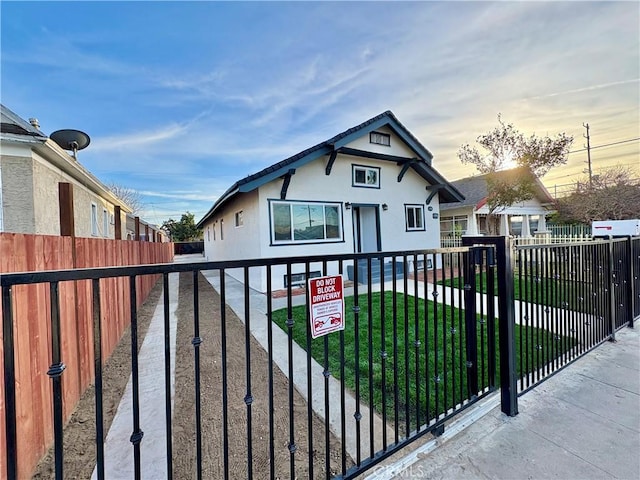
[308,275,344,339]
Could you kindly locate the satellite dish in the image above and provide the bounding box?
[50,129,91,159]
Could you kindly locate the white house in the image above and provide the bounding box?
[197,111,464,291]
[440,168,555,246]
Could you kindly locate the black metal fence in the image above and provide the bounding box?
[1,236,637,479]
[513,236,639,394]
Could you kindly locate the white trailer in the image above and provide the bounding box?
[592,219,640,237]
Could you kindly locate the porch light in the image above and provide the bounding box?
[382,203,388,211]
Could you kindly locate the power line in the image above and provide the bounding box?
[568,137,640,154]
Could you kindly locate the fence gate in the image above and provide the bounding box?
[2,245,507,479]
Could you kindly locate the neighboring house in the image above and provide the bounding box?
[197,110,464,291]
[439,168,554,245]
[0,104,132,238]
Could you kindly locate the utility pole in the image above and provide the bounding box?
[583,123,592,189]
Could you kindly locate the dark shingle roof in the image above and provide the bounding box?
[197,110,463,227]
[441,167,554,210]
[0,104,46,138]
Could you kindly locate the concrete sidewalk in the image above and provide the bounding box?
[92,268,182,479]
[367,324,640,480]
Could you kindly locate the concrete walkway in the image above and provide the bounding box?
[91,265,183,478]
[200,270,394,462]
[366,324,640,480]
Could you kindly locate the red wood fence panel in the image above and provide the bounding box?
[0,233,173,479]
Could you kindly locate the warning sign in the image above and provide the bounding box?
[308,275,344,339]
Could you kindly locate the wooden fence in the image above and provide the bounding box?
[0,233,173,479]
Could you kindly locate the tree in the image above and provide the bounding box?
[161,212,203,241]
[458,115,573,234]
[554,166,640,224]
[107,183,144,215]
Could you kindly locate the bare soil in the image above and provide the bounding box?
[33,272,347,479]
[33,281,163,479]
[171,272,346,478]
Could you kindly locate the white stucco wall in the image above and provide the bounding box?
[200,127,451,291]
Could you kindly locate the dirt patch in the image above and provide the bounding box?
[172,272,348,478]
[32,272,350,479]
[32,280,163,479]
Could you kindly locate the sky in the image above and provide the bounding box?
[1,1,638,225]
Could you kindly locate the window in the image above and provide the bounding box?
[284,270,321,288]
[352,164,380,188]
[220,219,224,240]
[213,222,216,240]
[103,208,109,237]
[235,210,244,227]
[369,131,390,146]
[270,200,342,244]
[91,203,98,236]
[405,205,425,231]
[207,227,210,241]
[440,215,468,237]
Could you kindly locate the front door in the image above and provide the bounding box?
[352,205,381,253]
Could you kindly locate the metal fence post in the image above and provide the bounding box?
[607,237,616,341]
[2,285,17,479]
[462,236,518,416]
[625,236,635,328]
[495,236,518,416]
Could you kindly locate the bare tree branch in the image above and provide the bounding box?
[107,183,144,215]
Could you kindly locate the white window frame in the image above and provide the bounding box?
[440,215,468,237]
[405,204,425,231]
[269,200,343,245]
[91,203,98,236]
[235,210,244,227]
[352,164,380,189]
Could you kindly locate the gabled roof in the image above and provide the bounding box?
[440,167,554,211]
[197,110,464,227]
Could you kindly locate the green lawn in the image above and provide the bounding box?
[440,272,594,311]
[272,291,572,427]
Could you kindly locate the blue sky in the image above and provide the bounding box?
[2,1,638,225]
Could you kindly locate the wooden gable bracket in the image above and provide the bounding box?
[280,168,296,200]
[397,158,419,182]
[425,184,445,204]
[325,149,338,175]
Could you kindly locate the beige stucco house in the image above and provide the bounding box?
[0,104,132,238]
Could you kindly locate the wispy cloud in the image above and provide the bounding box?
[138,190,219,202]
[91,123,187,151]
[525,79,640,100]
